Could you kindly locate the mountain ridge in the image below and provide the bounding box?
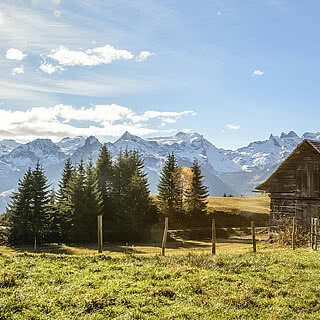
[0,130,315,213]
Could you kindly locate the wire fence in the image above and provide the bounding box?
[1,216,320,256]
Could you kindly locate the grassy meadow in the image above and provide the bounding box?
[4,195,317,320]
[207,195,270,215]
[1,246,320,319]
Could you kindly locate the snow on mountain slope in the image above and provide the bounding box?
[147,132,240,174]
[2,139,66,168]
[226,131,302,172]
[57,136,86,155]
[0,140,21,157]
[71,136,102,163]
[0,129,320,212]
[107,131,237,195]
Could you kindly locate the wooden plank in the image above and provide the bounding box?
[212,219,216,256]
[251,221,256,254]
[161,217,169,256]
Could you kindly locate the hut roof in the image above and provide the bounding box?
[256,139,320,191]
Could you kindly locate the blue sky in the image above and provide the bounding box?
[1,0,320,149]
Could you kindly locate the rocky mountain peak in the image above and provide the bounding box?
[117,131,144,144]
[280,131,299,139]
[85,136,101,146]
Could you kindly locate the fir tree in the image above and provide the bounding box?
[96,144,113,220]
[185,159,209,216]
[112,150,156,235]
[157,153,182,217]
[56,158,73,201]
[46,189,62,243]
[56,158,74,242]
[124,152,155,229]
[7,168,34,244]
[83,159,103,241]
[7,163,51,244]
[67,160,87,241]
[29,162,51,242]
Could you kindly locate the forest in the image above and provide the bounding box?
[5,145,209,244]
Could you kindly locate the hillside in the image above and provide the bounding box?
[0,129,317,213]
[207,195,270,215]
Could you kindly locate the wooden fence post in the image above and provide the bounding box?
[97,215,103,253]
[161,217,168,256]
[212,219,216,256]
[311,218,314,250]
[315,218,318,251]
[292,217,296,250]
[251,221,256,254]
[34,236,37,251]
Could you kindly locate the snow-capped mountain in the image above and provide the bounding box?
[0,139,21,157]
[57,136,86,155]
[226,131,302,172]
[0,130,316,213]
[3,139,66,168]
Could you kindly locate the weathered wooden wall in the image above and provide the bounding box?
[270,197,320,230]
[267,142,320,231]
[266,142,320,193]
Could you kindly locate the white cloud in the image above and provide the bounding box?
[136,51,154,62]
[0,104,196,142]
[11,65,24,75]
[47,44,134,66]
[252,70,264,76]
[39,61,64,74]
[6,48,26,60]
[226,124,240,130]
[130,110,197,123]
[161,118,177,124]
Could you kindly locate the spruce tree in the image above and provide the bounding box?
[112,150,156,236]
[67,160,87,242]
[124,151,155,229]
[96,144,113,221]
[185,159,209,216]
[83,159,103,242]
[157,153,182,217]
[7,163,51,244]
[56,158,73,201]
[7,168,34,244]
[29,162,51,242]
[56,158,74,242]
[46,189,61,243]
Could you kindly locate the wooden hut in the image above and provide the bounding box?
[256,139,320,233]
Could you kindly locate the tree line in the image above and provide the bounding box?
[6,146,209,244]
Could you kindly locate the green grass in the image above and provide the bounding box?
[207,195,270,215]
[1,246,320,319]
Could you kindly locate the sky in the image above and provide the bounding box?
[1,0,320,150]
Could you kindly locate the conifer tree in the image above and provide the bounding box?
[83,159,103,241]
[67,160,87,241]
[7,163,51,244]
[56,158,73,201]
[96,144,113,220]
[29,162,51,242]
[157,153,182,217]
[124,151,155,229]
[112,150,156,234]
[56,158,74,242]
[7,168,34,244]
[185,159,209,216]
[46,189,61,243]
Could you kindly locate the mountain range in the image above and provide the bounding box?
[0,130,316,213]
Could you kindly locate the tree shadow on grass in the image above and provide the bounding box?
[10,244,74,255]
